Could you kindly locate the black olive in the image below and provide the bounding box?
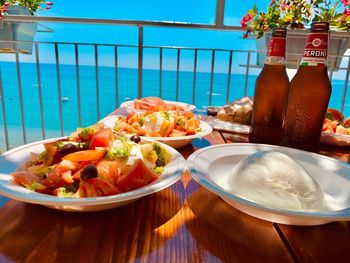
[130,134,141,143]
[59,143,78,158]
[80,165,98,180]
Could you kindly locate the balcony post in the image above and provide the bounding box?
[138,25,143,98]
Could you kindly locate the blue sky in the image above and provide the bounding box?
[1,0,348,78]
[1,0,271,74]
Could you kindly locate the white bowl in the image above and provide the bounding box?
[0,138,186,212]
[120,100,196,113]
[187,143,350,225]
[101,115,213,149]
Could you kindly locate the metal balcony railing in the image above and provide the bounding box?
[1,3,350,151]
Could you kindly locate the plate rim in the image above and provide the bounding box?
[187,143,350,221]
[0,137,186,207]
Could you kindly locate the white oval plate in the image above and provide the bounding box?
[187,143,350,225]
[0,138,186,212]
[120,100,196,113]
[101,115,213,149]
[320,132,350,147]
[201,116,349,147]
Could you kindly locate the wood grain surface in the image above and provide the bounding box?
[0,130,349,263]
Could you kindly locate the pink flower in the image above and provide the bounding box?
[45,1,54,5]
[343,8,350,16]
[342,0,350,6]
[243,32,249,39]
[240,13,253,28]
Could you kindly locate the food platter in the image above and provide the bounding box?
[120,100,196,113]
[202,115,350,146]
[0,138,186,212]
[320,132,350,147]
[101,115,213,148]
[187,143,350,225]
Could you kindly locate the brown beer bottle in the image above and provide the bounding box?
[282,22,331,152]
[249,27,289,145]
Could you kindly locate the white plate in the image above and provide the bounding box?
[101,115,213,149]
[320,132,350,147]
[120,100,196,113]
[202,116,350,147]
[199,116,250,134]
[187,143,350,225]
[0,138,186,212]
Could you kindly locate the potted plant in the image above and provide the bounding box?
[241,0,350,69]
[0,0,53,54]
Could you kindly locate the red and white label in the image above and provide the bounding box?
[301,33,328,66]
[265,37,286,65]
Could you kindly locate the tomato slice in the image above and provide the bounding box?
[169,129,187,137]
[141,97,166,106]
[12,171,46,191]
[62,150,105,162]
[159,120,174,137]
[79,178,120,197]
[116,159,158,192]
[89,128,115,149]
[134,99,154,110]
[96,160,121,184]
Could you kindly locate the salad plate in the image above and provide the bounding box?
[187,143,350,225]
[120,99,196,113]
[0,137,186,212]
[101,115,213,149]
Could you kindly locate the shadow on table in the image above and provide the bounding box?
[0,181,185,262]
[184,179,293,262]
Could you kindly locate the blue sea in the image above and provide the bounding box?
[1,61,350,150]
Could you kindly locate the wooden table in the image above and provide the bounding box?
[0,130,349,263]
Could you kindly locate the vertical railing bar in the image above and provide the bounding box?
[340,57,350,113]
[226,50,233,104]
[74,44,82,127]
[35,43,46,139]
[159,47,163,98]
[176,48,180,101]
[215,0,225,27]
[244,51,251,97]
[94,44,100,120]
[138,26,144,98]
[114,45,119,108]
[14,44,27,144]
[209,50,216,106]
[192,49,198,105]
[0,67,9,150]
[329,55,335,81]
[54,43,64,136]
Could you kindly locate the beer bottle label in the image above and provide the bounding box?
[300,33,328,66]
[265,37,286,65]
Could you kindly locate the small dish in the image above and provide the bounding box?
[187,143,350,225]
[0,138,186,212]
[101,115,213,149]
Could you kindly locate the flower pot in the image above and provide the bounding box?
[0,5,37,55]
[255,29,350,70]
